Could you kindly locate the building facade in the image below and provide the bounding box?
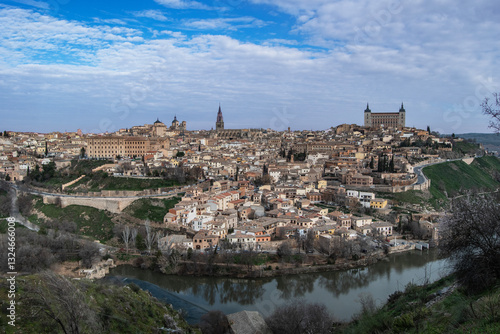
[364,103,406,129]
[213,105,263,139]
[86,136,169,159]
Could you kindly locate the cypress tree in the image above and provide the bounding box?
[389,155,395,173]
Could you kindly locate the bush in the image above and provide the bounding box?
[199,310,231,334]
[266,300,334,334]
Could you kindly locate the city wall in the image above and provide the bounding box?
[42,195,137,213]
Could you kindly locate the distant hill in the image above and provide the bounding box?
[456,133,500,155]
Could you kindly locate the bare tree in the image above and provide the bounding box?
[277,240,292,261]
[266,299,334,334]
[304,229,315,252]
[144,220,156,254]
[157,231,164,251]
[78,241,100,268]
[122,225,131,253]
[130,228,138,251]
[482,93,500,133]
[23,271,102,334]
[440,195,500,293]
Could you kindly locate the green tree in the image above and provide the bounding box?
[80,147,86,159]
[135,233,146,251]
[45,141,48,156]
[176,151,185,157]
[5,174,11,181]
[389,155,395,173]
[369,156,374,169]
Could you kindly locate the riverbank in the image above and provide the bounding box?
[107,249,448,324]
[111,250,389,279]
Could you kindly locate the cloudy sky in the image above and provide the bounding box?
[1,0,499,134]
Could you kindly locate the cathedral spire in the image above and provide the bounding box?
[399,102,405,112]
[216,103,224,130]
[365,103,371,113]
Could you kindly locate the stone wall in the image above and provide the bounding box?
[61,175,86,191]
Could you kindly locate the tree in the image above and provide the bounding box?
[199,310,232,334]
[45,141,48,156]
[277,240,292,261]
[481,92,500,133]
[389,155,395,173]
[78,241,100,268]
[426,125,431,133]
[80,147,86,159]
[439,195,500,293]
[5,174,10,181]
[176,151,185,157]
[144,220,157,254]
[122,225,131,253]
[304,230,315,252]
[265,300,334,334]
[369,156,374,170]
[23,271,101,334]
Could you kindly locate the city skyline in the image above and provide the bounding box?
[1,0,499,134]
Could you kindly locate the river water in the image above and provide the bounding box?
[107,249,449,324]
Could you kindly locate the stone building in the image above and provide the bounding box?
[364,103,406,129]
[213,105,263,139]
[86,136,169,159]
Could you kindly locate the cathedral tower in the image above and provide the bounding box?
[216,104,224,131]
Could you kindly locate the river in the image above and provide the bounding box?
[107,249,449,324]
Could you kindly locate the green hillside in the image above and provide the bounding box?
[423,156,500,202]
[32,196,115,242]
[342,275,500,333]
[0,273,198,334]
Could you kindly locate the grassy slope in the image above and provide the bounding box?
[124,197,181,222]
[34,196,114,242]
[0,219,25,233]
[342,275,500,333]
[452,140,482,155]
[34,160,114,187]
[0,274,198,334]
[68,174,180,192]
[423,156,500,201]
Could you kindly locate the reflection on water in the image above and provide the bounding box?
[107,249,448,324]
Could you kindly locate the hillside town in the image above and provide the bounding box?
[0,105,486,258]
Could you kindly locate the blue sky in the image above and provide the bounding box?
[1,0,499,134]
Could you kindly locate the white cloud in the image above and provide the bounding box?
[154,0,212,10]
[0,7,143,65]
[133,9,169,22]
[7,0,50,10]
[183,17,268,31]
[1,3,499,134]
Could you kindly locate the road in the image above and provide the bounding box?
[8,186,40,232]
[412,158,463,185]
